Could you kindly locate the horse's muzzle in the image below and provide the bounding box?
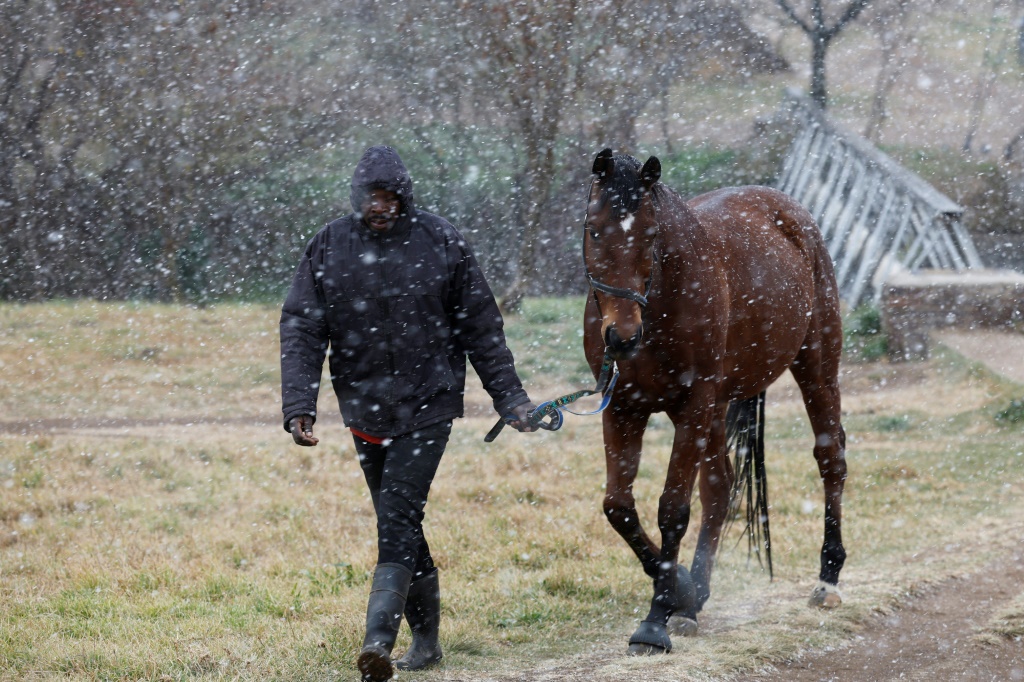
[605,324,643,359]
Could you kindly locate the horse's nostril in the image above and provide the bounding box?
[605,326,625,349]
[605,325,643,354]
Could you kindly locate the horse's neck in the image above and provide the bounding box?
[654,191,709,279]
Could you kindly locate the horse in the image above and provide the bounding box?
[582,148,847,655]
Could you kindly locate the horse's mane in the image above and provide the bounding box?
[599,154,668,214]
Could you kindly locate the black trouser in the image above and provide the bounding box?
[353,420,451,577]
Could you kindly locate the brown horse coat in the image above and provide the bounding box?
[582,150,846,655]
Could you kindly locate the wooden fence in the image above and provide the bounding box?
[775,90,984,308]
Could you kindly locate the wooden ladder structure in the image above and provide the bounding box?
[775,91,984,308]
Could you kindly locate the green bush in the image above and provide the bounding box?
[843,305,888,363]
[995,399,1024,424]
[657,147,742,198]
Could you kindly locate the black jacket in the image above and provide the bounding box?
[280,145,529,437]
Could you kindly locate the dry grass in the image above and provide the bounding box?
[0,301,280,424]
[979,591,1024,642]
[2,301,1024,681]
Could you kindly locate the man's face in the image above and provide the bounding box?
[361,189,401,232]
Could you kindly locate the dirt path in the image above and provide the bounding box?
[758,331,1024,682]
[758,551,1024,682]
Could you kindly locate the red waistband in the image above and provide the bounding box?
[351,428,387,445]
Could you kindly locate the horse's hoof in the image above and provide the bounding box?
[667,615,698,637]
[628,619,672,654]
[674,565,698,620]
[627,642,668,656]
[808,581,843,609]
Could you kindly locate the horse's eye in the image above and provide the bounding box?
[588,226,600,241]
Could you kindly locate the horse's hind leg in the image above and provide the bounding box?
[791,338,848,608]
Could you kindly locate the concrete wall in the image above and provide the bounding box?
[881,270,1024,361]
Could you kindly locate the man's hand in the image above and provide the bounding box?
[508,401,538,433]
[289,415,319,446]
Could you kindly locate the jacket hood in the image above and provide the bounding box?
[349,145,415,218]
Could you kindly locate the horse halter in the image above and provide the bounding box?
[586,270,652,308]
[582,179,656,309]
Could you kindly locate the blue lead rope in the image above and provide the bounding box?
[484,352,618,442]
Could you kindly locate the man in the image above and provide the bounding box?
[280,145,536,682]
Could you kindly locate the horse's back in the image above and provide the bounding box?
[686,186,818,296]
[686,186,822,266]
[683,185,834,394]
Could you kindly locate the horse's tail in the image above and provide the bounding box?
[725,390,772,579]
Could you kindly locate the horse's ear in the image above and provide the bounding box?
[640,156,661,191]
[593,148,614,178]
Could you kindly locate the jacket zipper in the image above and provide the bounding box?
[379,237,396,419]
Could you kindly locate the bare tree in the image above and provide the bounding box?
[574,1,689,153]
[0,0,351,301]
[963,0,1017,153]
[0,0,839,303]
[575,1,788,153]
[0,0,125,299]
[451,0,581,312]
[862,1,919,142]
[773,0,874,108]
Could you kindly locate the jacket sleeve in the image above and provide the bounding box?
[280,233,330,432]
[446,230,530,417]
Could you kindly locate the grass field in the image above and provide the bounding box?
[2,300,1024,681]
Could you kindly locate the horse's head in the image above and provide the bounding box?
[584,148,661,359]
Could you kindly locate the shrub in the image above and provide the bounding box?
[843,305,888,362]
[995,399,1024,424]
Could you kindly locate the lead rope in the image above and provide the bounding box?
[484,349,618,442]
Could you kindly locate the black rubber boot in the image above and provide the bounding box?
[357,563,413,682]
[395,569,443,671]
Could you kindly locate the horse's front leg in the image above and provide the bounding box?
[627,397,712,655]
[602,406,660,577]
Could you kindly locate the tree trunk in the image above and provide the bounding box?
[1005,125,1024,162]
[864,20,910,143]
[810,35,830,108]
[497,0,577,314]
[501,144,554,314]
[963,0,1012,152]
[777,0,874,110]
